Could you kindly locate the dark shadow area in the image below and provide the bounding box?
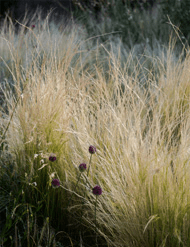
[0,0,75,25]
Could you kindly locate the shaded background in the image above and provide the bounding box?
[0,0,190,45]
[0,0,75,21]
[0,0,156,21]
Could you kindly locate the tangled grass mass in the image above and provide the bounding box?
[1,6,190,246]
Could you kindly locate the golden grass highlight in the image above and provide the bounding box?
[1,13,190,246]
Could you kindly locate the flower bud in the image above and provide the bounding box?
[79,163,87,172]
[92,185,102,196]
[89,145,96,154]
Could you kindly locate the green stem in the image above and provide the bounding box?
[95,196,97,230]
[86,154,92,177]
[67,172,82,208]
[83,153,93,198]
[47,165,51,247]
[48,189,50,247]
[77,154,93,244]
[95,195,98,245]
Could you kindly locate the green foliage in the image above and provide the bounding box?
[72,0,156,12]
[71,0,176,52]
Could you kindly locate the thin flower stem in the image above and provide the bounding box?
[67,172,82,208]
[77,154,93,244]
[83,154,93,199]
[95,195,98,245]
[48,189,50,247]
[86,154,92,177]
[95,195,97,231]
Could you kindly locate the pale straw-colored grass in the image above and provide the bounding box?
[1,12,190,246]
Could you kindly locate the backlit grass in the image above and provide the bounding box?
[1,10,190,247]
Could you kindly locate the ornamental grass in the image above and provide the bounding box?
[0,9,190,247]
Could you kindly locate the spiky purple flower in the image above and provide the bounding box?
[49,153,56,162]
[89,145,96,154]
[51,179,60,188]
[92,185,102,196]
[79,163,87,172]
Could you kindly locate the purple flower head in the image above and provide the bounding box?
[31,24,35,29]
[49,153,56,162]
[89,145,96,154]
[92,185,102,196]
[51,179,60,188]
[79,163,87,172]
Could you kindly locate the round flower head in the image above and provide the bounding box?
[92,185,102,196]
[79,163,87,172]
[51,179,60,188]
[89,145,96,154]
[49,153,56,162]
[31,24,35,29]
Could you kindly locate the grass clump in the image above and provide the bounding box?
[1,9,190,247]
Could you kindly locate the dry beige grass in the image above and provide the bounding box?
[1,13,190,246]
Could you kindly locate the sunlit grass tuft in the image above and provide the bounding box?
[1,10,190,246]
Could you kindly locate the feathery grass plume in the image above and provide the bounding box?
[1,7,190,247]
[65,39,190,246]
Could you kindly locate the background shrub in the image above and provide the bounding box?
[160,0,190,42]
